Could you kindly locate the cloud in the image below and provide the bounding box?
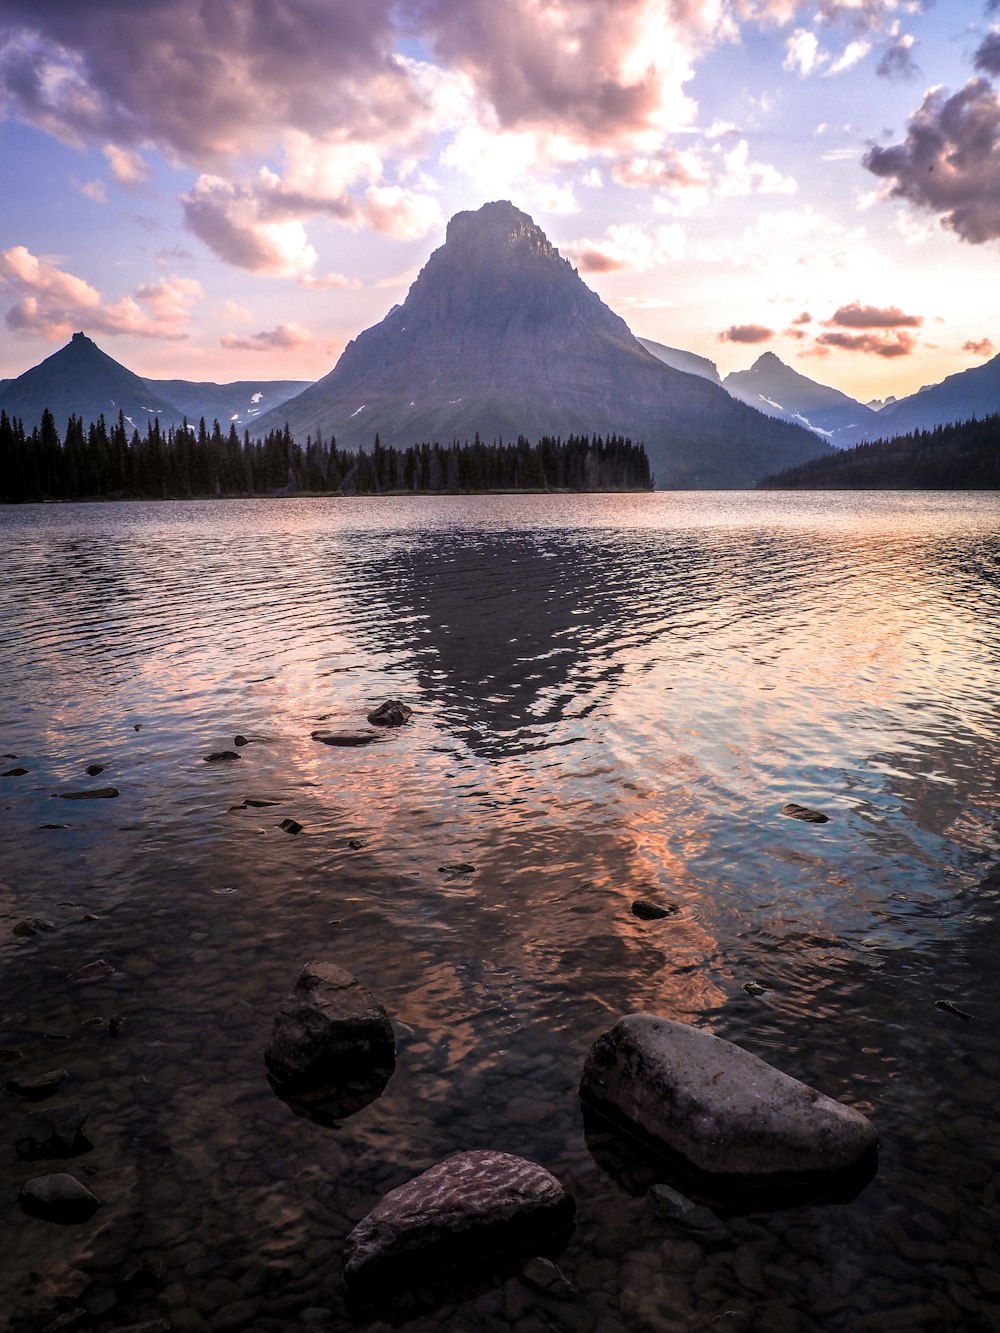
[565,222,686,274]
[963,337,995,357]
[877,34,918,80]
[717,139,797,195]
[813,1,922,35]
[180,165,441,275]
[0,245,202,340]
[611,150,711,191]
[0,2,417,165]
[814,329,917,355]
[827,301,922,328]
[863,79,1000,243]
[298,271,362,291]
[827,37,872,74]
[718,323,774,343]
[219,300,253,323]
[103,143,150,186]
[784,29,825,76]
[76,178,107,203]
[974,31,1000,77]
[220,322,314,352]
[791,310,813,324]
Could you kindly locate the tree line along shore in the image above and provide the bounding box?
[0,408,653,502]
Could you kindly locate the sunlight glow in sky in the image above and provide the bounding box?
[0,0,998,403]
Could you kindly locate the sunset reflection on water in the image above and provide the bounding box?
[1,492,999,1331]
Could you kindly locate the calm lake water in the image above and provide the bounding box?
[1,491,998,1332]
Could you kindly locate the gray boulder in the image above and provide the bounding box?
[264,962,394,1087]
[580,1015,877,1179]
[18,1173,101,1221]
[343,1150,574,1292]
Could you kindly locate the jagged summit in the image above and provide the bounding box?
[255,200,830,486]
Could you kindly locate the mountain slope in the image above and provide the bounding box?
[637,337,721,384]
[256,202,831,488]
[723,352,880,446]
[0,332,180,430]
[859,352,1000,441]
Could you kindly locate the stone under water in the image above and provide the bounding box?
[264,962,394,1088]
[580,1014,878,1179]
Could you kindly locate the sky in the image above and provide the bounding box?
[0,0,998,405]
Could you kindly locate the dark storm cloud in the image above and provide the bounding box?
[863,79,1000,244]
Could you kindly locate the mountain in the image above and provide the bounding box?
[723,352,880,446]
[865,396,896,412]
[0,332,179,431]
[857,352,1000,441]
[759,412,1000,490]
[637,337,721,384]
[143,378,312,427]
[255,201,831,487]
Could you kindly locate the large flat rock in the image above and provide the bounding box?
[580,1014,877,1179]
[264,962,394,1088]
[343,1150,574,1292]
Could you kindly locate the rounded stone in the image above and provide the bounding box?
[580,1014,878,1179]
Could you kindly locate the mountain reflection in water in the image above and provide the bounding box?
[0,491,998,1332]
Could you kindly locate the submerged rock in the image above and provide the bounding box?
[781,802,829,824]
[5,1069,68,1101]
[234,734,250,746]
[204,751,240,763]
[367,700,413,727]
[631,897,679,920]
[265,962,394,1088]
[279,818,303,835]
[343,1150,574,1293]
[648,1183,730,1243]
[2,766,28,776]
[16,1102,90,1159]
[439,862,476,875]
[312,729,380,747]
[18,1173,101,1222]
[85,764,105,776]
[72,959,115,981]
[12,918,55,937]
[56,787,119,800]
[580,1014,878,1179]
[935,998,974,1020]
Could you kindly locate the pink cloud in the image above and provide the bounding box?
[220,322,314,352]
[718,323,774,344]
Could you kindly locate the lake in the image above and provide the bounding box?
[1,491,998,1332]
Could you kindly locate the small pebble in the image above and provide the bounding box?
[85,764,105,776]
[280,818,303,835]
[234,734,250,746]
[742,981,768,996]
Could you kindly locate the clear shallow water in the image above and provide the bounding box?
[1,491,998,1331]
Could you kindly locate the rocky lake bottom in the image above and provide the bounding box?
[1,492,999,1332]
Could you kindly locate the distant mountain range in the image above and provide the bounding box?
[0,332,309,434]
[720,349,1000,450]
[1,199,996,485]
[252,201,828,487]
